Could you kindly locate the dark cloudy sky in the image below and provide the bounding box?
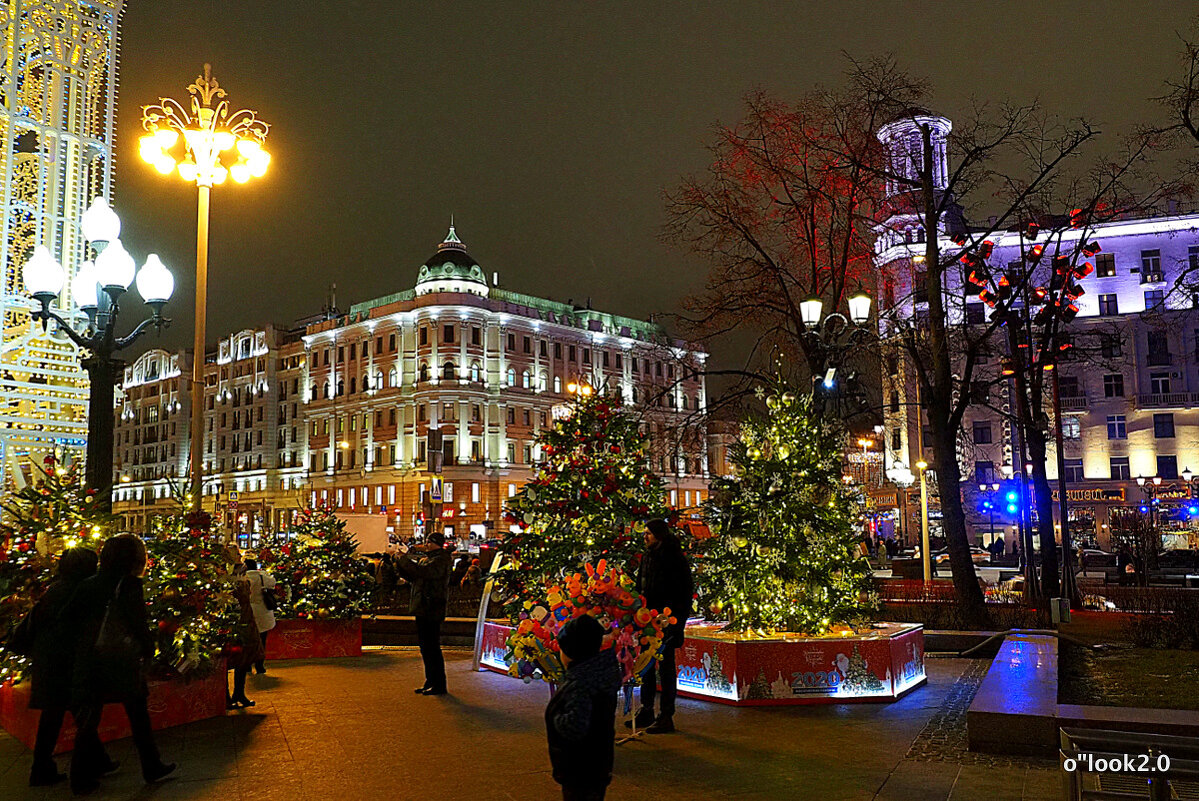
[115,1,1197,371]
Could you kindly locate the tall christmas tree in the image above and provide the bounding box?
[0,458,115,681]
[699,383,874,634]
[272,507,374,619]
[143,510,239,675]
[496,389,666,616]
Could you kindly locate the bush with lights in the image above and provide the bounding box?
[142,509,240,675]
[699,383,875,634]
[494,386,667,619]
[269,506,374,620]
[0,458,114,682]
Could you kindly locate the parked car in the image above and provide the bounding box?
[933,547,989,565]
[1079,549,1116,571]
[1156,549,1199,570]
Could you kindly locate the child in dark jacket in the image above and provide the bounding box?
[545,615,622,801]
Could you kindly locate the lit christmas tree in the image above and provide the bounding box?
[143,510,239,674]
[496,389,667,616]
[273,507,374,619]
[699,383,874,634]
[0,458,114,681]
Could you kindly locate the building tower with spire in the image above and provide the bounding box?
[0,0,123,488]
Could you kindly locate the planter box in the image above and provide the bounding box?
[673,622,925,705]
[0,663,227,754]
[478,620,926,705]
[266,617,362,660]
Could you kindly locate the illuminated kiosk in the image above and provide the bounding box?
[478,620,925,706]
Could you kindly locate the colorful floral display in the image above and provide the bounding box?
[504,560,673,685]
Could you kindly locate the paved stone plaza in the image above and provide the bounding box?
[0,649,1059,800]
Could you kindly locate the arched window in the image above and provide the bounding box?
[522,370,531,389]
[681,395,689,410]
[538,372,548,392]
[443,361,456,381]
[349,377,356,394]
[336,379,345,396]
[375,370,383,389]
[310,383,318,399]
[631,387,638,403]
[361,374,370,391]
[506,367,516,387]
[553,375,562,393]
[470,362,481,383]
[419,363,430,383]
[388,367,397,387]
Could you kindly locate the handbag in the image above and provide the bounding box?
[5,610,35,656]
[94,578,138,661]
[259,574,278,612]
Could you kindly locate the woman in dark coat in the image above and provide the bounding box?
[20,547,113,786]
[63,534,175,794]
[633,519,693,734]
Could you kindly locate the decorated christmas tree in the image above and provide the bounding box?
[699,382,874,634]
[143,509,239,675]
[0,457,115,681]
[840,645,885,694]
[496,389,666,617]
[272,507,374,619]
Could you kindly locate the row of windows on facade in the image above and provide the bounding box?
[306,363,699,409]
[974,454,1183,485]
[314,482,707,511]
[968,411,1182,447]
[309,404,547,436]
[310,325,686,375]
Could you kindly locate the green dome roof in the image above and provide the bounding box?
[416,225,488,294]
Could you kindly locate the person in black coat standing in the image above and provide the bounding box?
[16,547,113,786]
[633,519,693,734]
[546,614,621,801]
[63,534,175,794]
[396,530,453,695]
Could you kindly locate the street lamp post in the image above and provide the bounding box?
[916,459,932,582]
[140,64,271,511]
[799,289,875,415]
[23,198,174,511]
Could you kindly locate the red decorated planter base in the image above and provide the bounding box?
[265,617,362,660]
[0,662,228,754]
[480,621,925,705]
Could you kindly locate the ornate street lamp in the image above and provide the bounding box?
[24,198,174,510]
[799,288,875,412]
[141,64,271,510]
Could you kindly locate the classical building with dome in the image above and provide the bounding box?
[111,227,710,542]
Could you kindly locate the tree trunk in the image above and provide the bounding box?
[931,416,987,620]
[1025,428,1061,598]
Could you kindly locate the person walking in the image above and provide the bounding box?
[243,558,276,674]
[64,534,175,795]
[227,565,265,709]
[545,615,621,801]
[396,530,453,695]
[633,519,693,734]
[11,548,114,786]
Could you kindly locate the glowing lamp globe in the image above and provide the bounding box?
[80,197,121,244]
[73,260,99,310]
[94,239,135,291]
[136,254,174,304]
[800,295,824,329]
[23,245,65,299]
[847,290,872,325]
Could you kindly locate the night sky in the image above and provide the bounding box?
[114,2,1197,373]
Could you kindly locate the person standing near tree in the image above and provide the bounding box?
[243,558,276,674]
[65,534,175,794]
[632,519,693,734]
[396,530,452,695]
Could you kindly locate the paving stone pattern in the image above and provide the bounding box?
[0,650,1061,800]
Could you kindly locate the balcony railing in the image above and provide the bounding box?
[1136,391,1196,408]
[1140,272,1165,285]
[1059,396,1089,411]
